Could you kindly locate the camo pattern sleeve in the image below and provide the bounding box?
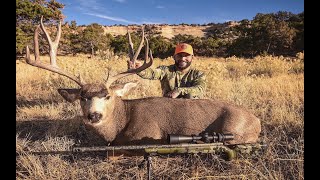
[136,65,168,80]
[176,69,206,98]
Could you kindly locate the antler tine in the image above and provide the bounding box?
[126,36,153,73]
[127,26,145,70]
[31,25,41,62]
[105,26,153,89]
[127,27,134,62]
[131,25,145,63]
[39,16,61,67]
[25,16,85,87]
[144,37,149,63]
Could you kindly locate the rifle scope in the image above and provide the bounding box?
[167,132,234,144]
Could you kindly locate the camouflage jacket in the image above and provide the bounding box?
[137,65,206,98]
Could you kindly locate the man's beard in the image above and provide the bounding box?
[175,60,192,70]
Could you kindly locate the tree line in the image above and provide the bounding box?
[16,0,304,59]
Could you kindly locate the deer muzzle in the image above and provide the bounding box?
[87,112,102,123]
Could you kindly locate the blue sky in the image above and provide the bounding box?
[58,0,304,26]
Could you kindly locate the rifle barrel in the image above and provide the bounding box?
[72,143,225,153]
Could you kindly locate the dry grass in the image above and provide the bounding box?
[16,54,304,179]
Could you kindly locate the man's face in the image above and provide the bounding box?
[173,52,193,70]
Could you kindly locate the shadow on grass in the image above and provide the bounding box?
[16,117,107,147]
[16,98,62,108]
[16,117,115,160]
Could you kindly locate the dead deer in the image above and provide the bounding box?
[25,17,261,146]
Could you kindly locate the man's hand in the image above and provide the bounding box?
[165,89,180,98]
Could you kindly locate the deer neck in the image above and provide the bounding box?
[112,97,129,132]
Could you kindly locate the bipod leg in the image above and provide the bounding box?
[146,154,152,180]
[138,153,153,180]
[138,153,148,168]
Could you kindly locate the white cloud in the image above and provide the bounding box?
[85,13,138,24]
[156,5,164,9]
[85,13,163,25]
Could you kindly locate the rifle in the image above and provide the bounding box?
[72,132,237,158]
[20,132,266,180]
[71,132,265,180]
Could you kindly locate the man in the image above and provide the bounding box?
[134,43,206,99]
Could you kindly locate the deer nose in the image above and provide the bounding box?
[88,112,102,122]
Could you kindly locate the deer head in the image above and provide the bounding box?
[26,17,153,124]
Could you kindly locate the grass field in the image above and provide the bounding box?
[16,54,304,179]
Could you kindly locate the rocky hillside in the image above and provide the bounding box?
[99,21,240,39]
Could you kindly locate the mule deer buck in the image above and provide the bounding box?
[26,18,261,146]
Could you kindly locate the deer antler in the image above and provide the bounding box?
[25,16,85,87]
[105,26,153,88]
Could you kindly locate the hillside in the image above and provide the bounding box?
[98,21,239,39]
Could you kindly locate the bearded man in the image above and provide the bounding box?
[133,43,206,99]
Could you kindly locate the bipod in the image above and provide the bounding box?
[138,153,153,180]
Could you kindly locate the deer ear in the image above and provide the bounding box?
[112,82,138,97]
[58,88,81,103]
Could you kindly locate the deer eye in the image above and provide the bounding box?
[80,96,88,102]
[105,95,111,100]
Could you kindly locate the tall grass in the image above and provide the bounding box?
[16,54,304,179]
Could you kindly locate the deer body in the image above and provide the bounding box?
[26,18,261,147]
[79,96,261,145]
